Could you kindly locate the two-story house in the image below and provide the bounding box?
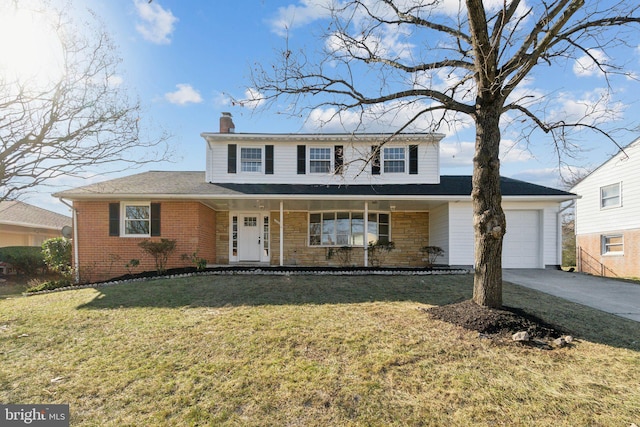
[571,137,640,278]
[54,113,575,282]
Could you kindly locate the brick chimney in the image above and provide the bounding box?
[220,112,235,133]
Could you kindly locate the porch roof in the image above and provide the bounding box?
[54,171,575,211]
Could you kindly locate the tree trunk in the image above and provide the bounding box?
[472,103,506,308]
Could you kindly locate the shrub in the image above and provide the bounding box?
[367,241,395,267]
[125,259,140,275]
[42,237,72,275]
[25,278,73,293]
[0,246,46,275]
[420,246,445,267]
[326,246,353,266]
[181,252,208,270]
[138,239,177,274]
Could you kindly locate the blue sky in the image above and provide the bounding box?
[4,0,640,215]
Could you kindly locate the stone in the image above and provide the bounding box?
[564,335,574,344]
[553,337,567,347]
[512,331,530,342]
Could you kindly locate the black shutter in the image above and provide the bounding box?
[371,145,381,175]
[409,145,418,175]
[109,203,119,236]
[151,203,161,236]
[265,145,274,175]
[228,144,237,174]
[334,145,343,175]
[297,145,306,174]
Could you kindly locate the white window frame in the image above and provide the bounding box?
[121,202,151,237]
[308,211,390,247]
[240,147,263,173]
[602,234,624,255]
[309,147,332,174]
[600,182,621,209]
[383,146,406,174]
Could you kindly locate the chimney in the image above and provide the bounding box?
[220,112,235,133]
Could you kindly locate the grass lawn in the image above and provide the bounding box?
[1,273,639,426]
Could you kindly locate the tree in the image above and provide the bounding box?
[0,1,169,202]
[250,0,640,308]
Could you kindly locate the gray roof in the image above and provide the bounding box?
[0,201,71,230]
[54,171,575,200]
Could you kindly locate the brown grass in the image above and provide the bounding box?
[1,273,638,426]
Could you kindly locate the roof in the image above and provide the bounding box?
[54,171,575,200]
[0,201,71,230]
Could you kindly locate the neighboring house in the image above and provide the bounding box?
[0,201,71,247]
[54,113,575,282]
[571,137,640,278]
[0,201,71,274]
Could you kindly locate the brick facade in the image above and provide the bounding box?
[576,228,640,278]
[74,201,216,282]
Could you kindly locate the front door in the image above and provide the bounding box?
[238,215,261,261]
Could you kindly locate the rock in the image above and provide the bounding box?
[564,335,574,344]
[553,337,567,347]
[512,331,530,342]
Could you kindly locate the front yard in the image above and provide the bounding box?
[1,274,639,426]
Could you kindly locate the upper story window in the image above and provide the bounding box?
[600,182,621,209]
[241,147,262,172]
[309,148,332,173]
[383,147,406,173]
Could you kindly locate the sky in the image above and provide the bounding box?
[3,0,640,216]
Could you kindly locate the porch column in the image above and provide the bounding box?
[279,200,284,266]
[364,201,368,267]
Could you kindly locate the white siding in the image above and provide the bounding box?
[205,138,440,185]
[447,201,561,268]
[572,139,640,235]
[428,203,450,265]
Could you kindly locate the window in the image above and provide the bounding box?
[309,147,332,173]
[309,212,390,246]
[600,183,621,208]
[110,202,160,237]
[383,147,406,173]
[241,147,262,172]
[602,235,623,254]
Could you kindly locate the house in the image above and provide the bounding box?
[0,201,71,274]
[54,113,575,282]
[0,201,71,248]
[571,137,640,278]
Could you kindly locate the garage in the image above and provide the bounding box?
[502,210,541,268]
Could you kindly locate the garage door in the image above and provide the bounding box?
[502,210,540,268]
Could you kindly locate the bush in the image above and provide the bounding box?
[25,278,73,293]
[0,246,46,275]
[367,241,395,267]
[139,239,177,274]
[420,246,445,267]
[42,237,72,275]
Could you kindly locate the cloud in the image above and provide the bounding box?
[134,0,178,44]
[573,49,607,77]
[268,0,333,37]
[164,84,203,105]
[549,88,625,126]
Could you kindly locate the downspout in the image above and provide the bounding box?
[58,198,80,284]
[364,201,369,267]
[279,201,284,266]
[556,200,575,269]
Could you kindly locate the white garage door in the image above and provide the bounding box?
[502,210,540,268]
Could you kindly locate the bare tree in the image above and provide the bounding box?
[250,0,640,308]
[0,2,170,202]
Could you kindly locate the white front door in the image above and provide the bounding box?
[238,215,262,261]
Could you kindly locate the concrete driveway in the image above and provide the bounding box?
[502,269,640,322]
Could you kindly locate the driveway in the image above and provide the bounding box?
[502,269,640,322]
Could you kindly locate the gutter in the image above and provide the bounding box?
[58,198,80,284]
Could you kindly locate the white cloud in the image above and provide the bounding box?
[134,0,177,44]
[164,84,202,105]
[549,88,624,126]
[573,49,607,77]
[268,0,333,37]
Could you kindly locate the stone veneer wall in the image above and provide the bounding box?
[269,211,429,267]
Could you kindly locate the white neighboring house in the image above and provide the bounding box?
[54,113,575,282]
[571,137,640,278]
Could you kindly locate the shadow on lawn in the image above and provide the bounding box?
[76,273,640,351]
